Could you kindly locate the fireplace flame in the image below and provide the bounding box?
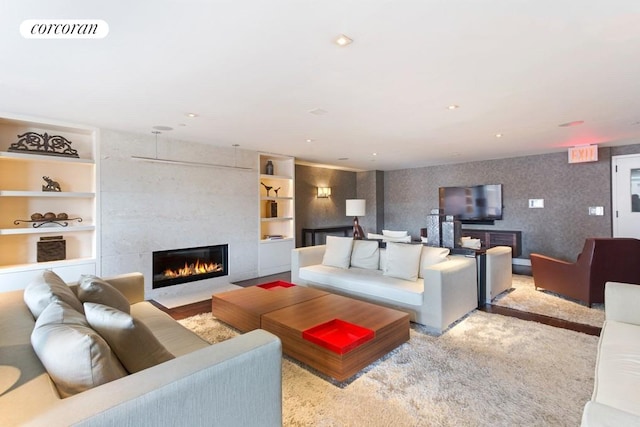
[162,259,222,279]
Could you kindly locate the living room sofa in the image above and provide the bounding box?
[581,281,640,426]
[0,272,282,427]
[291,237,478,334]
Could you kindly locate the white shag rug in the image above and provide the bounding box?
[493,275,605,328]
[179,310,598,427]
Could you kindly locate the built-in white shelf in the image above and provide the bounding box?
[0,151,95,164]
[260,237,294,244]
[260,196,293,201]
[260,173,292,180]
[0,225,95,235]
[0,190,94,198]
[260,217,294,222]
[0,257,96,273]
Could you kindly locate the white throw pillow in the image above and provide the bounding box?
[84,303,175,374]
[350,240,380,270]
[418,246,450,278]
[382,230,408,238]
[31,300,127,398]
[383,242,423,282]
[78,274,130,314]
[24,270,84,319]
[321,236,354,269]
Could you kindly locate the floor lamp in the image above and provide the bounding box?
[346,199,366,240]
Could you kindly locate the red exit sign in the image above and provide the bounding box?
[568,145,598,163]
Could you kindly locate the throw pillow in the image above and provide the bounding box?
[350,240,380,270]
[24,270,84,319]
[84,303,175,374]
[382,230,408,238]
[31,300,127,398]
[418,246,450,278]
[78,274,131,314]
[321,236,354,269]
[383,242,423,281]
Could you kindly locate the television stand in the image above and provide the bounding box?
[461,229,522,258]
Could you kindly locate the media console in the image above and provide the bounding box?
[461,229,522,258]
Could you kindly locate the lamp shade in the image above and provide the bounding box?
[346,199,366,217]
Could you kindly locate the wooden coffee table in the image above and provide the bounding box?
[211,283,328,332]
[262,293,410,381]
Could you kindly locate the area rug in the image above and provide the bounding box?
[179,311,598,427]
[493,274,605,328]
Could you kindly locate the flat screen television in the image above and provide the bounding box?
[438,184,503,224]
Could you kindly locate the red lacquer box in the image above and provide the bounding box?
[257,280,296,290]
[302,319,375,354]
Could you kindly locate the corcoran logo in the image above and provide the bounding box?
[20,19,109,39]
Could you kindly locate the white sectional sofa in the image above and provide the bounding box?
[292,237,478,334]
[581,281,640,426]
[0,271,282,427]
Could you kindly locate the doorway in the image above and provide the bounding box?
[612,154,640,238]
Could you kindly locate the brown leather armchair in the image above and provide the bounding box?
[530,238,640,307]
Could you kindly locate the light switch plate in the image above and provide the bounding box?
[588,206,604,216]
[529,199,544,208]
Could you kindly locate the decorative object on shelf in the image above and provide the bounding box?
[273,187,281,197]
[266,200,278,218]
[41,176,62,192]
[317,187,331,198]
[37,235,66,262]
[265,160,274,175]
[346,199,366,240]
[8,132,79,158]
[15,213,82,228]
[261,182,273,197]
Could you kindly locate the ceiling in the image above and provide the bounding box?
[1,1,640,171]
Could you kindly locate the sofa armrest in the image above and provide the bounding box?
[581,401,640,427]
[421,256,478,333]
[25,330,282,427]
[104,272,145,304]
[605,282,640,326]
[485,246,512,303]
[291,245,326,285]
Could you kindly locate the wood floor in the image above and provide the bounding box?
[155,272,602,337]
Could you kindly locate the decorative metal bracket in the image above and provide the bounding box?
[14,217,83,228]
[8,132,79,158]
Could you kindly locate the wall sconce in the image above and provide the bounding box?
[317,187,332,198]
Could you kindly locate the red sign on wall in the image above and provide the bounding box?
[568,145,598,163]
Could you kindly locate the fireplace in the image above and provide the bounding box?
[152,244,228,289]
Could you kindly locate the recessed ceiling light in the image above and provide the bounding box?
[558,120,584,127]
[232,144,240,147]
[338,157,349,161]
[372,152,377,156]
[152,125,173,131]
[495,133,503,138]
[309,108,328,115]
[335,34,353,46]
[306,139,314,143]
[448,105,460,110]
[186,113,198,118]
[178,123,186,127]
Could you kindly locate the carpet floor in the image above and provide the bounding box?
[179,309,598,427]
[493,275,605,327]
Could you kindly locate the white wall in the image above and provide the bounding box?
[99,129,259,300]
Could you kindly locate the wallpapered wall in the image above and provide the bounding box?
[297,144,640,260]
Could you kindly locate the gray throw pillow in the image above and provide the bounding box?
[84,302,175,374]
[78,274,130,314]
[24,270,84,319]
[31,300,127,398]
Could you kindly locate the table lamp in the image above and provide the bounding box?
[346,199,366,240]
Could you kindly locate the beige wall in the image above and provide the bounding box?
[99,129,259,300]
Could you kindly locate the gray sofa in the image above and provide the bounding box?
[0,272,282,427]
[581,281,640,426]
[292,239,478,334]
